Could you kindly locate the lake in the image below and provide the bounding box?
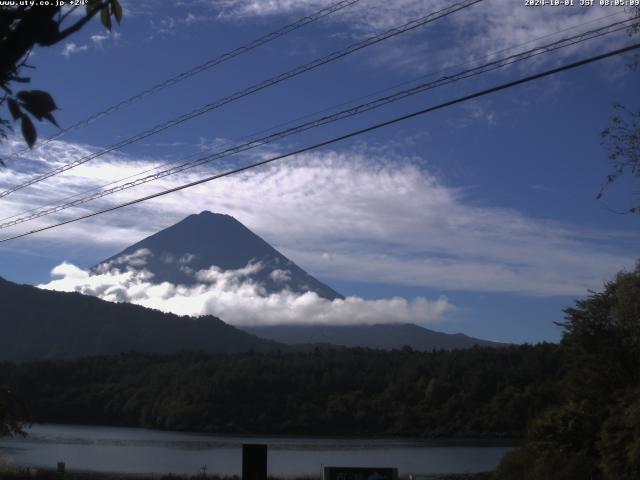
[0,424,514,477]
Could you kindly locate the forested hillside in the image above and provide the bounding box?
[494,263,640,480]
[1,344,563,438]
[0,277,281,360]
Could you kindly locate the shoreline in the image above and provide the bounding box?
[0,468,493,480]
[11,423,521,446]
[1,425,508,479]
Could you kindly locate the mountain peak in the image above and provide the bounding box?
[190,210,236,221]
[199,210,227,216]
[173,210,243,229]
[94,212,343,300]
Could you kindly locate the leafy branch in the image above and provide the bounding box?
[599,105,640,214]
[0,0,123,163]
[597,7,640,213]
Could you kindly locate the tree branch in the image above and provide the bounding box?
[55,1,111,42]
[59,5,79,25]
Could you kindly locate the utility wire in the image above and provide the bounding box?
[0,8,627,226]
[2,0,363,162]
[0,0,484,199]
[0,18,631,227]
[0,17,631,230]
[1,42,638,244]
[2,9,626,227]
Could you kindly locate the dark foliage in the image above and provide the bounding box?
[0,277,282,361]
[0,386,29,437]
[0,1,122,158]
[493,262,640,480]
[597,7,640,213]
[0,343,563,438]
[599,104,640,214]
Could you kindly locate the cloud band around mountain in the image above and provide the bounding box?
[39,258,455,326]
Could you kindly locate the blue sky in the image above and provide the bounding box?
[0,0,638,343]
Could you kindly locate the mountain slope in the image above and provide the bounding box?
[65,210,504,353]
[0,277,282,361]
[94,211,342,300]
[244,323,508,351]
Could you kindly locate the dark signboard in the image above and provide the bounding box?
[323,466,398,480]
[242,444,267,480]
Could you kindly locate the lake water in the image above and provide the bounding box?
[0,424,514,477]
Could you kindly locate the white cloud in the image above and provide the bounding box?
[60,30,120,58]
[270,268,292,284]
[179,253,197,264]
[212,0,634,75]
[182,12,212,25]
[214,0,438,31]
[90,33,110,45]
[213,0,632,39]
[113,0,635,84]
[90,31,121,48]
[39,261,455,326]
[0,139,636,297]
[61,42,88,58]
[97,248,153,271]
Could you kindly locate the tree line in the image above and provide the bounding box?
[0,343,563,439]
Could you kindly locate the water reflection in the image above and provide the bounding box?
[0,424,514,477]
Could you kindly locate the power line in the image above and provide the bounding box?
[3,9,624,227]
[2,0,363,162]
[0,8,629,230]
[0,0,484,199]
[4,10,624,219]
[1,42,637,244]
[0,17,631,230]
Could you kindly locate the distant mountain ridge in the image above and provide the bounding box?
[0,277,282,361]
[0,211,509,359]
[93,211,508,351]
[94,211,342,300]
[0,274,506,361]
[244,323,508,351]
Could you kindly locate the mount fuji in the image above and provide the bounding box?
[92,211,506,351]
[94,211,342,301]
